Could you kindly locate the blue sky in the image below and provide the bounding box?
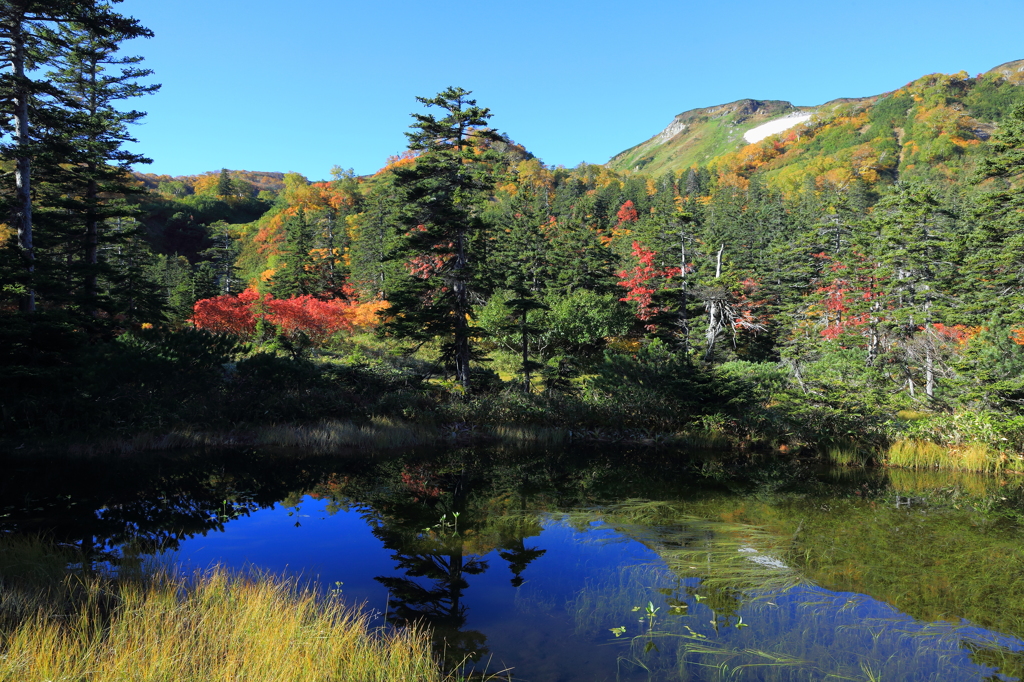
[123,0,1024,181]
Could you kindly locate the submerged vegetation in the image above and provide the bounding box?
[7,447,1024,679]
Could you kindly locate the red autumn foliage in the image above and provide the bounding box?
[616,241,682,330]
[191,287,264,339]
[400,465,442,501]
[264,295,354,345]
[616,200,639,226]
[407,253,447,279]
[192,285,369,345]
[814,252,884,342]
[732,278,768,330]
[932,323,982,346]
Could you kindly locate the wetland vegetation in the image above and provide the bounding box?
[6,445,1024,680]
[4,4,1024,680]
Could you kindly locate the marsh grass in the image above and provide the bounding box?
[486,424,568,447]
[566,534,1009,681]
[825,444,875,467]
[0,537,443,682]
[896,410,931,421]
[884,439,1014,473]
[562,499,806,605]
[51,417,441,456]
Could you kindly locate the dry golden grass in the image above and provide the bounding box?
[0,538,442,682]
[882,439,1021,473]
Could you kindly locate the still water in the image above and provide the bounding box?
[5,446,1024,680]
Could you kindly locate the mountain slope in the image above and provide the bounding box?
[608,60,1024,188]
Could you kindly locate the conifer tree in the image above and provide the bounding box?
[348,171,404,300]
[382,87,502,391]
[0,0,151,312]
[962,103,1024,326]
[216,168,232,197]
[271,206,317,298]
[870,183,957,398]
[34,16,158,323]
[482,161,553,295]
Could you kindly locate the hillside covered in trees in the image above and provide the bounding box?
[3,31,1024,468]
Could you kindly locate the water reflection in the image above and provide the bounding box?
[5,446,1024,679]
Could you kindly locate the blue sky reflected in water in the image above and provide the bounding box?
[167,496,1024,681]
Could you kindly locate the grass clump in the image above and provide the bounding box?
[884,439,1007,473]
[0,537,443,682]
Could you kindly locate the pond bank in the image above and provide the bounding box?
[0,536,444,682]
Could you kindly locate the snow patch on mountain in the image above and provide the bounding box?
[743,112,813,144]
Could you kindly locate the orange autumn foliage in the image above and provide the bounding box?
[374,150,420,176]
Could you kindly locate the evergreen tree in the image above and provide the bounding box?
[870,183,958,398]
[482,160,554,295]
[382,87,502,391]
[962,103,1024,326]
[216,168,232,197]
[34,16,159,324]
[271,206,317,298]
[348,172,404,300]
[545,195,616,295]
[0,0,150,312]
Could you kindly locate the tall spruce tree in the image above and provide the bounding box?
[382,87,501,391]
[871,183,957,398]
[348,171,404,300]
[963,103,1024,326]
[271,206,317,298]
[0,0,150,312]
[35,16,158,323]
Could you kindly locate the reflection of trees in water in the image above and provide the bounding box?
[498,538,546,588]
[359,461,550,668]
[0,451,342,569]
[367,463,492,666]
[374,526,490,664]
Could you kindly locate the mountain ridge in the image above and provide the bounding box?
[607,60,1024,183]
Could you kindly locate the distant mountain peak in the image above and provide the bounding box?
[607,60,1024,180]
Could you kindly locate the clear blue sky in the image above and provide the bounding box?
[122,0,1024,181]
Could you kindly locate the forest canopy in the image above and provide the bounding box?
[2,12,1024,465]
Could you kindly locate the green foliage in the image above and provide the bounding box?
[380,87,504,391]
[715,361,789,404]
[965,74,1024,122]
[868,92,912,130]
[589,341,755,428]
[545,289,632,356]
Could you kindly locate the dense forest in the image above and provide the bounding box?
[2,3,1024,468]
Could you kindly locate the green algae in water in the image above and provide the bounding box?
[559,500,1024,680]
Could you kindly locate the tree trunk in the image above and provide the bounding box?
[925,328,935,399]
[10,16,34,312]
[679,235,689,356]
[85,173,99,318]
[453,227,471,392]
